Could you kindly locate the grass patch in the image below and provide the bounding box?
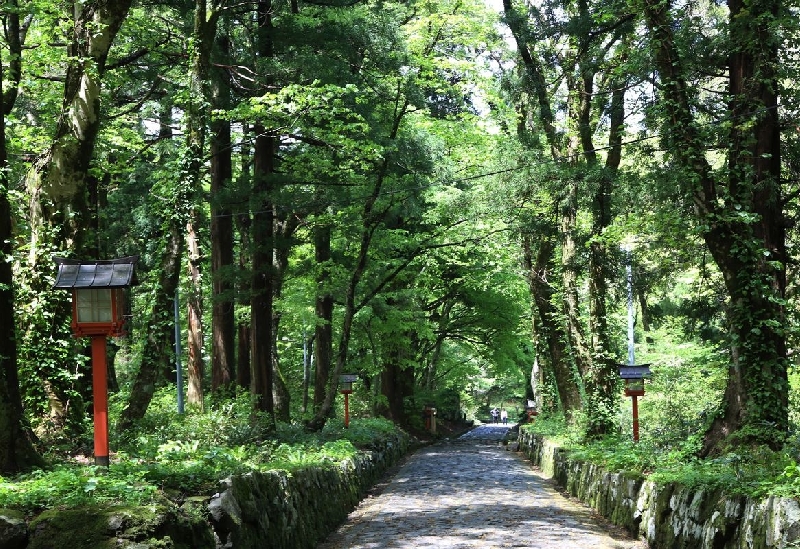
[1,389,403,516]
[522,417,800,498]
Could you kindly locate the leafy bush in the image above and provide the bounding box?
[524,418,800,498]
[0,398,402,515]
[0,465,159,513]
[634,324,727,452]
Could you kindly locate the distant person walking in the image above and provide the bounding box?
[501,409,508,425]
[491,408,499,423]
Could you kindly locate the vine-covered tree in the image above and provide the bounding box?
[637,0,788,453]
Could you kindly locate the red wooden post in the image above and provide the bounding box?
[91,335,110,466]
[632,394,640,443]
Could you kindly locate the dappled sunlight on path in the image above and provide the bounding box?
[318,424,646,548]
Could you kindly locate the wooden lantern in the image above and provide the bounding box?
[618,364,651,443]
[54,257,138,338]
[619,364,651,397]
[339,373,357,395]
[53,256,138,466]
[338,374,358,428]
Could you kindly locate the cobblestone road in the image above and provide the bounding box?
[318,424,647,549]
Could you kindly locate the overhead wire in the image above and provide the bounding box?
[202,101,783,219]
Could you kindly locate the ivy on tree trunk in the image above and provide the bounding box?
[639,0,788,453]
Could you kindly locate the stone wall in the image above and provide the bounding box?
[0,432,408,549]
[518,430,800,549]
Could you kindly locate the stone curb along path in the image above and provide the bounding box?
[318,424,647,549]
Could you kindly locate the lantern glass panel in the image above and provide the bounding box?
[77,289,113,323]
[627,379,644,392]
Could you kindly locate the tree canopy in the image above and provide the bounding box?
[1,0,800,472]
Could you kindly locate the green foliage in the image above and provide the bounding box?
[0,465,159,513]
[634,324,728,448]
[111,386,272,451]
[0,397,402,514]
[524,419,800,498]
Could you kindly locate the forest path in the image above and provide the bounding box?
[318,423,647,548]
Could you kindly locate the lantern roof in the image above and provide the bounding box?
[618,364,652,379]
[53,256,139,289]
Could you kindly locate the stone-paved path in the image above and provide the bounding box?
[318,424,647,549]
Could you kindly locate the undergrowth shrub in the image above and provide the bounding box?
[1,388,403,515]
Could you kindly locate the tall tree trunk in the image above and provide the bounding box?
[26,1,134,262]
[186,219,204,409]
[0,22,44,472]
[523,232,581,415]
[183,0,222,411]
[505,0,591,420]
[582,59,626,437]
[20,0,134,433]
[251,128,275,417]
[118,225,182,431]
[640,0,787,453]
[313,221,334,413]
[249,0,275,422]
[210,34,236,391]
[560,179,591,380]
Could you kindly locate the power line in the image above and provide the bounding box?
[202,102,782,218]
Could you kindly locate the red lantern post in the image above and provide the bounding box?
[54,257,138,466]
[339,374,358,428]
[618,364,651,443]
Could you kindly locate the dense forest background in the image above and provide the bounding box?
[1,0,799,474]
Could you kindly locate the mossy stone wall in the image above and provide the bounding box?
[0,432,408,549]
[208,436,407,548]
[518,430,800,548]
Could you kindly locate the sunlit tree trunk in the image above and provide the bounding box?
[26,1,134,262]
[21,0,134,431]
[186,219,204,409]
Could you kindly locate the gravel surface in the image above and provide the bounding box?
[318,423,648,548]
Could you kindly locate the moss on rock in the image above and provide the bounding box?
[26,503,214,549]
